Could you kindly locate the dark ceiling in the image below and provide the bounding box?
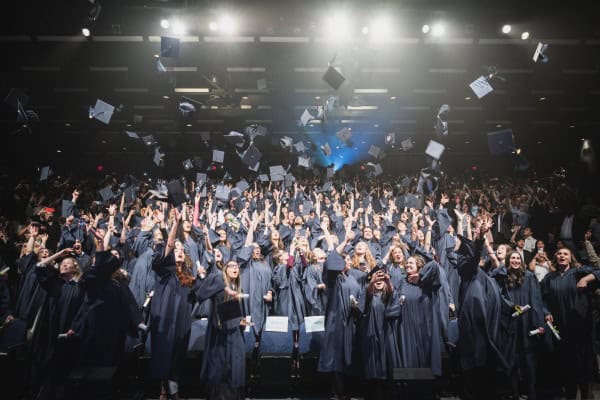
[1,0,600,179]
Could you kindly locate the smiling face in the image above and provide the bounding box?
[406,256,419,275]
[174,247,185,263]
[217,229,227,242]
[496,244,508,259]
[153,229,163,242]
[252,245,262,259]
[508,252,522,269]
[362,227,373,240]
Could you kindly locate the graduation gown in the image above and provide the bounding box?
[318,270,361,375]
[14,253,47,326]
[455,237,506,371]
[303,263,327,316]
[72,251,142,367]
[148,245,195,380]
[195,274,246,391]
[540,265,600,384]
[31,266,84,373]
[237,247,273,336]
[357,291,401,380]
[396,261,445,376]
[128,231,157,307]
[272,255,306,330]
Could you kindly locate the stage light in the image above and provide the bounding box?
[324,13,351,42]
[219,15,236,35]
[361,26,369,35]
[502,24,511,34]
[209,21,218,31]
[161,19,170,29]
[81,28,91,37]
[422,24,430,34]
[521,31,530,40]
[369,16,393,42]
[431,23,445,37]
[172,21,186,35]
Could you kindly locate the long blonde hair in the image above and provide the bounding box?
[351,242,377,271]
[223,260,242,301]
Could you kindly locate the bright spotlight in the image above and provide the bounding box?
[422,24,430,34]
[431,23,445,37]
[172,21,186,35]
[81,28,91,37]
[502,24,511,34]
[324,13,351,42]
[361,26,369,35]
[369,17,393,42]
[160,19,170,29]
[219,16,236,35]
[209,21,218,32]
[521,31,530,40]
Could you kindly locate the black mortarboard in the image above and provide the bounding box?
[167,180,187,206]
[160,36,181,58]
[99,186,115,203]
[469,75,494,99]
[269,165,285,182]
[336,127,352,144]
[258,174,269,182]
[241,144,262,167]
[487,129,515,155]
[322,65,346,90]
[215,184,230,202]
[236,179,250,193]
[320,181,334,193]
[196,173,207,186]
[217,299,243,322]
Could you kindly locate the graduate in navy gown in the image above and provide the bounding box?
[272,235,308,368]
[237,216,274,368]
[195,259,248,400]
[70,225,142,370]
[304,247,328,316]
[357,266,401,400]
[31,247,84,399]
[149,208,197,400]
[454,218,506,400]
[540,247,600,400]
[396,255,445,376]
[318,234,362,400]
[488,246,546,400]
[128,215,161,308]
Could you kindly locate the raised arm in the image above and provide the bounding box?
[165,207,181,257]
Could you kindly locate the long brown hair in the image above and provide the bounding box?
[505,251,525,288]
[351,242,377,271]
[176,254,195,288]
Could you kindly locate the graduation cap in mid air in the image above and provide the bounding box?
[89,99,115,125]
[487,129,516,155]
[434,104,450,137]
[322,55,346,90]
[533,42,549,63]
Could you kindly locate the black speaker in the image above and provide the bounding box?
[392,368,435,400]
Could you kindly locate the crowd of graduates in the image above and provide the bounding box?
[1,171,600,400]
